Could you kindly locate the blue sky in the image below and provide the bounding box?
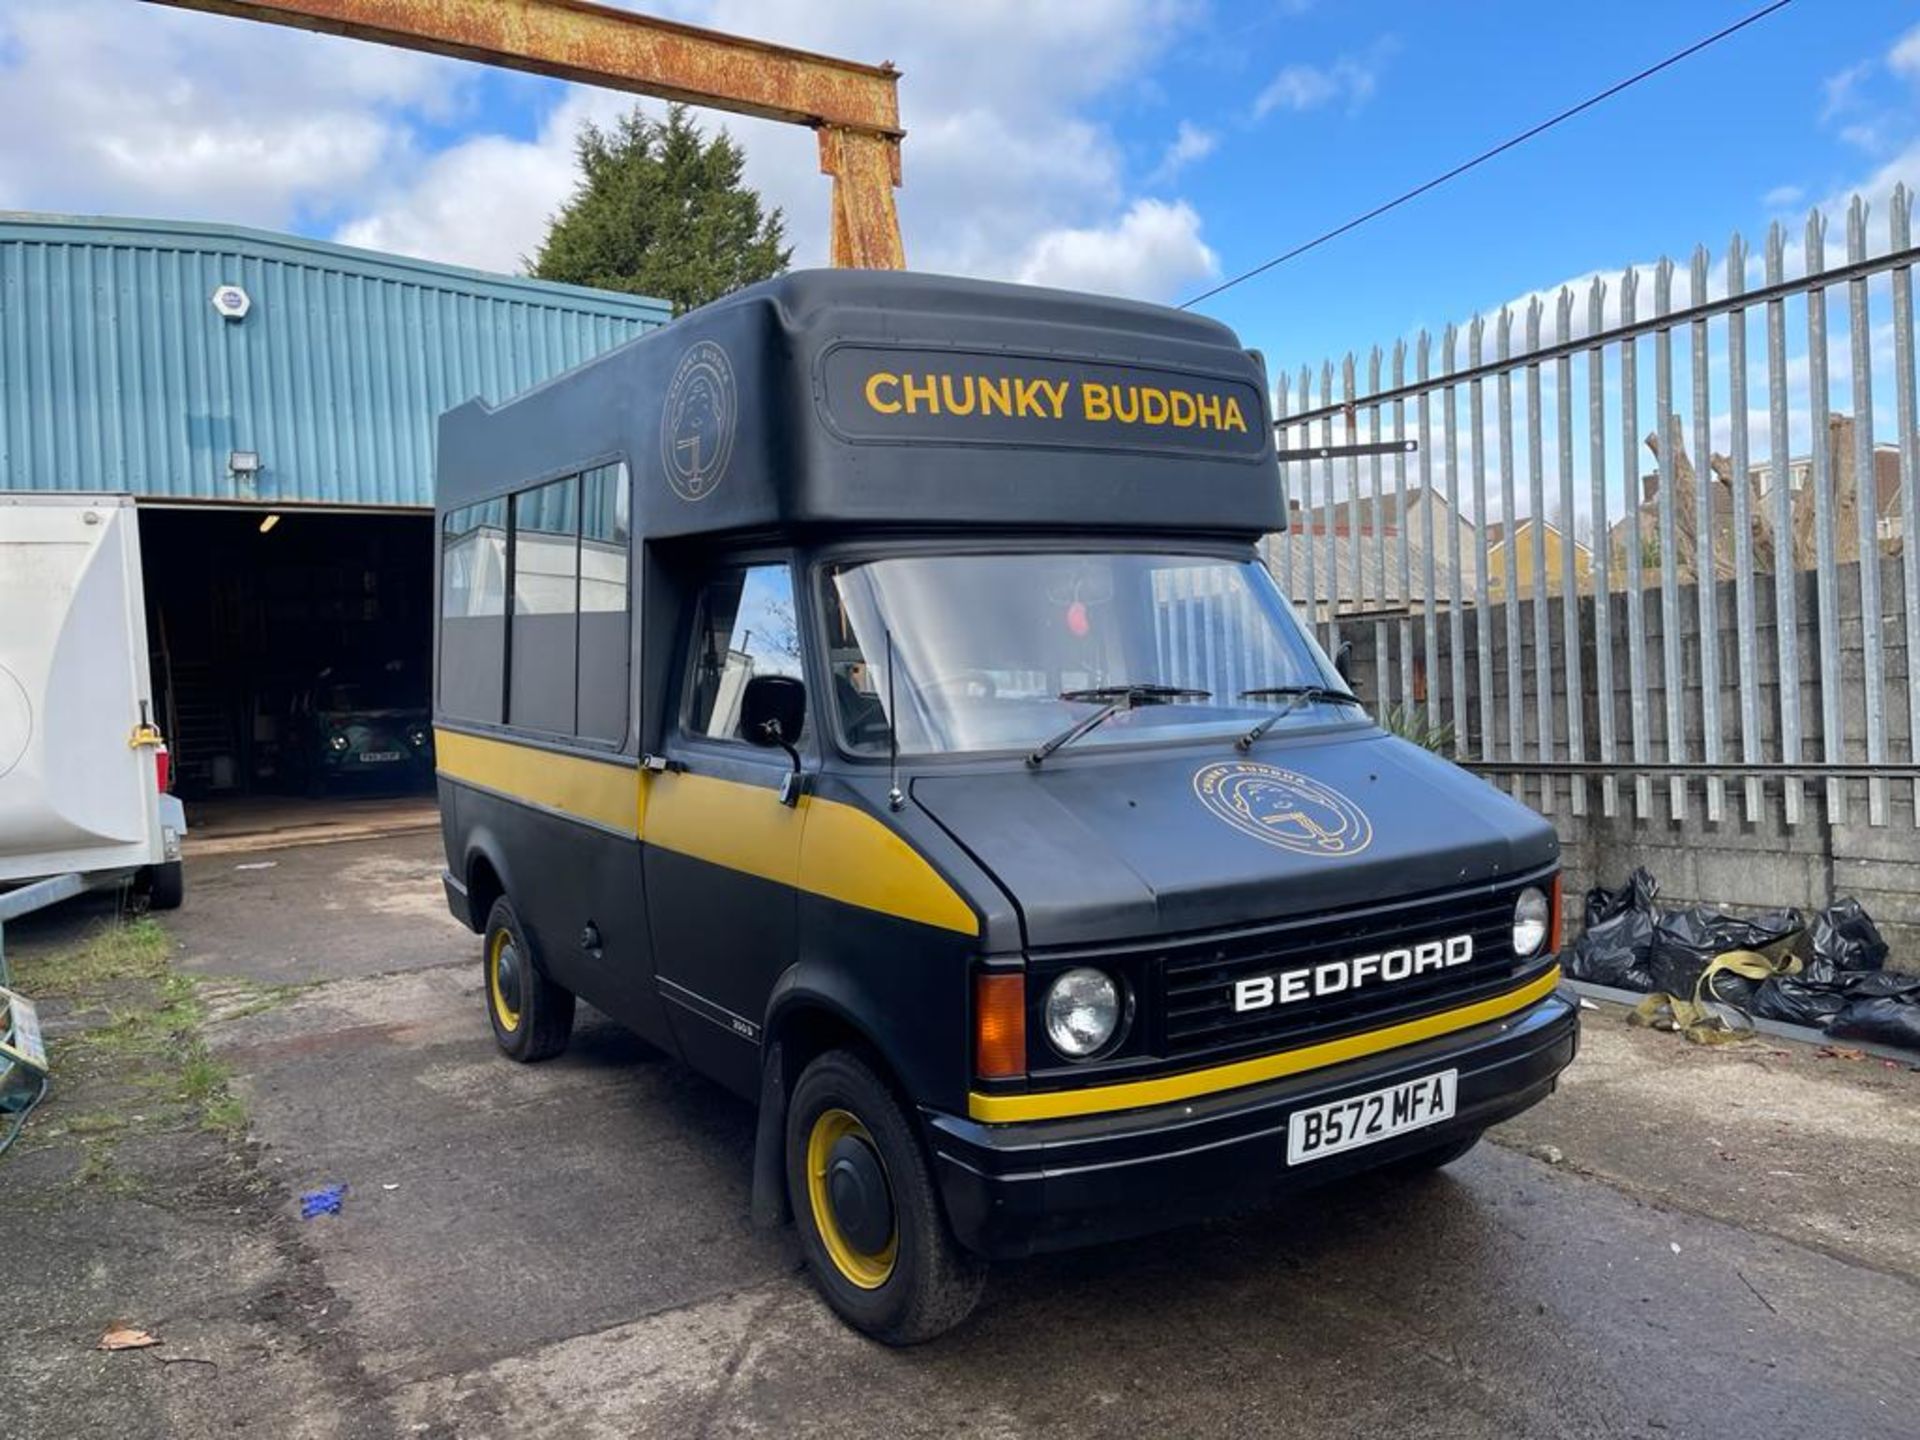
[1158,1,1920,371]
[1,0,1916,456]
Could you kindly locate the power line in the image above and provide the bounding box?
[1178,0,1797,310]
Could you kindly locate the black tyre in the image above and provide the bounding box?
[1389,1128,1482,1175]
[482,896,574,1062]
[144,861,185,912]
[786,1048,986,1345]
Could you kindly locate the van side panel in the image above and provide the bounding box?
[0,497,164,884]
[436,751,675,1055]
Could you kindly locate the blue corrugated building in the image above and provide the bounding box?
[0,212,671,796]
[0,212,668,507]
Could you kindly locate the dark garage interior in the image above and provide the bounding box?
[139,506,436,801]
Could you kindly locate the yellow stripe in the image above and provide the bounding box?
[645,770,806,883]
[648,772,979,936]
[967,966,1564,1123]
[798,797,979,935]
[436,732,978,936]
[435,729,644,837]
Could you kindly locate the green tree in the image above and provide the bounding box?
[530,104,790,313]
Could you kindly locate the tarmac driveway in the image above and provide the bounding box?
[7,829,1920,1438]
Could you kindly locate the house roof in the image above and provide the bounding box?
[1290,486,1470,535]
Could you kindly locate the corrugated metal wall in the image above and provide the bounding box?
[0,213,670,508]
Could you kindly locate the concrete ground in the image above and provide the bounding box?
[184,792,440,858]
[4,832,1918,1439]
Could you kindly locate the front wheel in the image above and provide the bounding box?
[481,896,573,1062]
[786,1049,985,1345]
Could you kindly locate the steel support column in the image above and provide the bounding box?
[144,0,908,268]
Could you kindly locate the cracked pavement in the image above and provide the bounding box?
[4,829,1918,1438]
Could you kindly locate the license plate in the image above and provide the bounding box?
[1286,1069,1457,1165]
[359,751,404,763]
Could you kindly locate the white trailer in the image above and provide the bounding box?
[0,495,185,907]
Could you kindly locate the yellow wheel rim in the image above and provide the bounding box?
[806,1108,898,1290]
[488,928,521,1031]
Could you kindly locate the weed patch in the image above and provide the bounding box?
[4,917,251,1182]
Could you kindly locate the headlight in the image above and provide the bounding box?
[328,732,350,752]
[1043,968,1124,1059]
[1512,886,1551,957]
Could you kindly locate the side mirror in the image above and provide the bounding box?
[741,673,805,749]
[1333,639,1354,683]
[742,675,808,806]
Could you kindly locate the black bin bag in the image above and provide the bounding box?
[1748,976,1852,1028]
[1826,996,1920,1052]
[1802,898,1890,984]
[1570,907,1657,990]
[1648,907,1803,1000]
[1584,867,1658,929]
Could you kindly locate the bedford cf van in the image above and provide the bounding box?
[432,271,1575,1343]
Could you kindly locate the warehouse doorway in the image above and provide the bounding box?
[138,506,435,806]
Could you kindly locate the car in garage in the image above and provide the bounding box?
[289,661,434,795]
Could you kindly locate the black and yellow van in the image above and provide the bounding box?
[432,271,1575,1343]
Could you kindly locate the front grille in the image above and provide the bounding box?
[1154,883,1532,1065]
[1018,875,1546,1083]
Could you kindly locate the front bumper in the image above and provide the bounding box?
[925,989,1578,1259]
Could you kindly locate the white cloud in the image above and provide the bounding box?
[1762,184,1805,209]
[1887,24,1920,81]
[1821,61,1872,122]
[1252,45,1388,118]
[1840,121,1888,154]
[1255,64,1341,115]
[337,88,635,272]
[0,0,465,225]
[335,0,1212,289]
[1151,121,1218,184]
[1016,198,1218,300]
[0,0,1219,302]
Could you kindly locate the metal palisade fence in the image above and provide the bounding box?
[1267,188,1920,830]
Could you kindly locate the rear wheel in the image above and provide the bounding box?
[482,896,573,1062]
[786,1048,985,1345]
[143,861,185,912]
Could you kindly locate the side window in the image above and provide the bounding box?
[576,464,632,743]
[440,498,507,723]
[685,564,803,743]
[508,477,579,735]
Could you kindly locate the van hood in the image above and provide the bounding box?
[912,729,1558,949]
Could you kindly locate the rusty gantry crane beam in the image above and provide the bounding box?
[141,0,906,268]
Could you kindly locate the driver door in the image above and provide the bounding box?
[643,561,808,1096]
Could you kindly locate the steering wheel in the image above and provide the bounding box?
[920,670,998,701]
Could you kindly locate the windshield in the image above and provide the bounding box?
[316,663,420,713]
[823,552,1346,757]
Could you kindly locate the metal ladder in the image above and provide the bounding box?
[0,874,88,1157]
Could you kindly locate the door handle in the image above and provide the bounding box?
[640,753,687,774]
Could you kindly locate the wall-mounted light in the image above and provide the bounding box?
[229,450,261,478]
[258,513,281,535]
[211,284,252,321]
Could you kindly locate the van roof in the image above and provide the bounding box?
[437,269,1283,540]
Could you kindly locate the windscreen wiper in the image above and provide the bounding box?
[1235,684,1365,751]
[1027,683,1212,767]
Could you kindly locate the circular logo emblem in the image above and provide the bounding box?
[660,340,737,502]
[1192,761,1373,859]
